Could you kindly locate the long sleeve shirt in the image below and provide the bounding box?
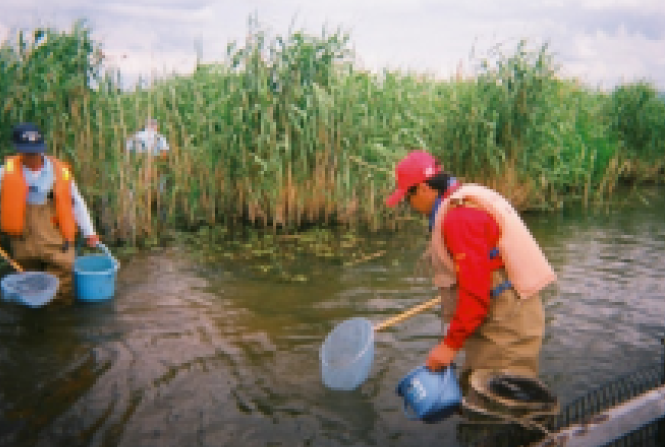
[125,128,170,156]
[0,158,96,237]
[441,205,502,351]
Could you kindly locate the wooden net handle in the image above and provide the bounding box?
[0,246,23,273]
[373,296,440,332]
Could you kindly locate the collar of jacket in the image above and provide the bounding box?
[429,177,459,232]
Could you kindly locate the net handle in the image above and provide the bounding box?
[373,296,440,332]
[0,246,24,272]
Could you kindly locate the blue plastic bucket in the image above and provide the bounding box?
[74,254,118,302]
[396,365,462,423]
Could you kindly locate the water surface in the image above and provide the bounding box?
[1,188,664,446]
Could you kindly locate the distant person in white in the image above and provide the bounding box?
[126,118,169,157]
[124,118,170,225]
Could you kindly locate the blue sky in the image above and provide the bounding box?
[1,0,664,90]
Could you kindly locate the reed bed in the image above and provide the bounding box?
[1,20,664,246]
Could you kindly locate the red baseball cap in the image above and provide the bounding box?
[386,150,441,207]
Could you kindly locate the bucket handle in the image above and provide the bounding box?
[97,242,120,269]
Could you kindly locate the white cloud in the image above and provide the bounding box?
[0,0,663,90]
[97,2,215,22]
[563,23,665,88]
[579,0,664,14]
[103,48,198,83]
[0,23,8,43]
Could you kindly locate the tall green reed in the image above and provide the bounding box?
[1,20,663,244]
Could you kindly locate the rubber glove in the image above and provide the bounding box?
[426,341,457,371]
[85,234,100,248]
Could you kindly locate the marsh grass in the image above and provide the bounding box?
[1,20,664,247]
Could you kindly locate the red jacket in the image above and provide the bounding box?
[441,205,503,350]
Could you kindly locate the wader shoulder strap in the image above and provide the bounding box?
[489,248,512,298]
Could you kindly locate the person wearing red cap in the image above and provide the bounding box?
[0,122,101,305]
[386,149,556,388]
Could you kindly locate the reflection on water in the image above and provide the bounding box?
[1,188,665,446]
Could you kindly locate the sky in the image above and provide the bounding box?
[1,0,664,91]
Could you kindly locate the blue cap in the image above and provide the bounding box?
[12,122,46,153]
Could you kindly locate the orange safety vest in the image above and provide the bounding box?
[1,155,77,242]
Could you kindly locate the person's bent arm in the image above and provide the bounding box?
[71,181,99,247]
[426,207,499,370]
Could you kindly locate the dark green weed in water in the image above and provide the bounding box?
[170,224,400,282]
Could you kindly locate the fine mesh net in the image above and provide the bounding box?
[1,272,59,307]
[320,317,374,390]
[10,273,52,294]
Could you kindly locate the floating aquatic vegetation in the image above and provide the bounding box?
[173,224,404,282]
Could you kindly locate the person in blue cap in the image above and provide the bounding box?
[0,122,101,304]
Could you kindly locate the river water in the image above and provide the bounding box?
[1,187,664,447]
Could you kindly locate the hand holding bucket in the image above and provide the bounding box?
[319,296,441,391]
